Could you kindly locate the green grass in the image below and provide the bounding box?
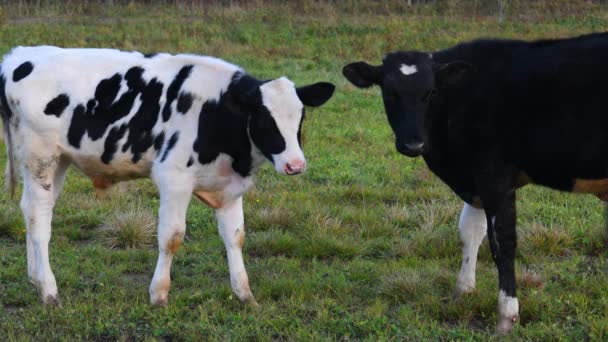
[2,2,608,340]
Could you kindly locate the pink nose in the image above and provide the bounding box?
[284,160,305,175]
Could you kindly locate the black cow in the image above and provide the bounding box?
[343,32,608,333]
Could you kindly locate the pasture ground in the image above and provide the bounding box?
[1,2,608,340]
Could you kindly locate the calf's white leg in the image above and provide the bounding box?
[21,154,67,305]
[216,196,257,305]
[149,173,193,306]
[455,202,487,296]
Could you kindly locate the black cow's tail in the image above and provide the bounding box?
[0,66,17,199]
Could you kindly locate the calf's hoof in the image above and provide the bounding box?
[453,282,475,299]
[496,315,518,335]
[149,279,170,307]
[241,295,260,308]
[150,293,169,307]
[42,294,62,307]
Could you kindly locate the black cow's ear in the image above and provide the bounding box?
[342,62,382,88]
[296,82,335,107]
[434,61,475,88]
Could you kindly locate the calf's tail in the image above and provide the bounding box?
[0,66,17,198]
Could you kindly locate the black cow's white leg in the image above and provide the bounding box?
[216,196,257,305]
[149,173,193,306]
[455,202,487,296]
[21,154,65,306]
[485,192,518,334]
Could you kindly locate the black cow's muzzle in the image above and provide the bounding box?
[396,141,425,157]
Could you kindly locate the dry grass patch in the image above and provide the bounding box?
[98,205,156,249]
[518,267,545,290]
[379,270,428,302]
[411,201,460,233]
[246,206,294,231]
[520,222,575,257]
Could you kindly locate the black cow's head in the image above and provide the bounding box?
[343,52,473,157]
[238,76,335,175]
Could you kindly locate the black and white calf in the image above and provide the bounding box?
[0,46,334,306]
[343,32,608,333]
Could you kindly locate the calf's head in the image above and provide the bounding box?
[241,77,334,175]
[343,52,473,157]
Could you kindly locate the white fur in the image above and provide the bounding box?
[400,64,418,76]
[259,77,305,174]
[498,290,519,320]
[455,203,487,295]
[1,46,305,305]
[216,197,255,303]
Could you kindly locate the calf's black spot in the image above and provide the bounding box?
[162,65,193,122]
[121,77,164,163]
[44,94,70,117]
[144,53,158,58]
[154,131,165,152]
[187,156,194,167]
[13,62,34,82]
[101,124,128,164]
[67,105,87,148]
[177,92,193,114]
[161,132,179,162]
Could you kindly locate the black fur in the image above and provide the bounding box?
[177,92,193,114]
[162,65,193,122]
[121,77,164,163]
[160,132,179,162]
[101,124,128,164]
[13,61,33,82]
[153,131,165,152]
[44,94,70,117]
[67,104,87,148]
[0,71,12,121]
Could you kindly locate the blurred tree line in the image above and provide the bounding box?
[0,0,606,21]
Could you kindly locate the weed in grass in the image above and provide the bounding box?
[98,205,156,249]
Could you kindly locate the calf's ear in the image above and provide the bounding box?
[434,61,475,88]
[296,82,335,107]
[342,62,382,88]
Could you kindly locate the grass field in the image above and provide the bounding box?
[2,2,608,340]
